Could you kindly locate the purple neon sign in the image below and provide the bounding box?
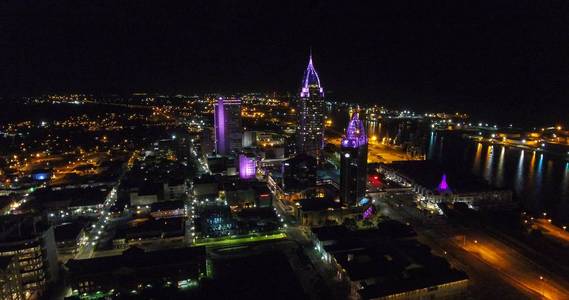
[341,112,367,148]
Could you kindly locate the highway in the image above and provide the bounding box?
[530,217,569,247]
[375,198,569,299]
[455,233,569,299]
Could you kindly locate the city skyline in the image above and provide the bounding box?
[3,1,569,126]
[2,2,569,299]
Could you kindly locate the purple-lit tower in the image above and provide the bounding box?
[296,53,325,158]
[340,112,368,206]
[214,97,242,155]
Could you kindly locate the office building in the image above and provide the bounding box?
[0,215,58,299]
[296,54,325,158]
[239,153,256,180]
[66,246,208,297]
[214,97,242,155]
[340,112,368,206]
[0,256,24,300]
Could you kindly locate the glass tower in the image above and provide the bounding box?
[296,54,325,158]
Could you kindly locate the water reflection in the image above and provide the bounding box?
[483,145,494,181]
[514,150,525,194]
[428,132,436,160]
[428,132,569,222]
[533,154,544,210]
[472,143,483,173]
[562,163,569,198]
[528,151,536,189]
[495,146,506,187]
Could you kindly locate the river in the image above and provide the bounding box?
[328,107,569,223]
[428,131,569,223]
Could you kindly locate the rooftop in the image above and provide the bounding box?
[54,222,84,242]
[298,198,342,212]
[386,160,498,193]
[66,245,206,276]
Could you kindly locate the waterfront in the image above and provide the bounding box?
[428,132,569,223]
[329,107,569,223]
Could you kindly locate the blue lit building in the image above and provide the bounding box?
[296,54,325,158]
[340,113,368,206]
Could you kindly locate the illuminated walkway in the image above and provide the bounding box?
[193,233,287,247]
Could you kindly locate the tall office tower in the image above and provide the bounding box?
[296,54,325,158]
[214,97,242,155]
[0,216,58,299]
[340,112,368,206]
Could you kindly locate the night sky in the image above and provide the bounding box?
[2,0,569,125]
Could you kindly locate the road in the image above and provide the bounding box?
[455,233,569,299]
[530,218,569,247]
[375,198,569,299]
[326,136,418,163]
[74,185,119,259]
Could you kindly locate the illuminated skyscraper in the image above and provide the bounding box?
[340,112,368,206]
[239,153,256,180]
[214,97,242,155]
[296,54,324,157]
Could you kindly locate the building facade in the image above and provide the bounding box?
[296,54,325,158]
[0,217,58,299]
[340,113,368,206]
[0,256,24,300]
[66,246,208,298]
[214,97,242,156]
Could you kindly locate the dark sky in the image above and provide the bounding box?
[2,0,569,125]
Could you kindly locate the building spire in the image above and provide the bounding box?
[341,112,367,148]
[301,50,322,91]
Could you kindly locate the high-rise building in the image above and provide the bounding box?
[296,54,325,158]
[0,216,58,299]
[340,112,368,206]
[0,256,24,300]
[214,97,242,156]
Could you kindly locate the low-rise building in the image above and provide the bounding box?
[378,161,514,211]
[150,200,186,219]
[192,175,219,201]
[163,179,187,201]
[310,225,468,300]
[32,187,110,219]
[65,246,208,298]
[294,198,372,227]
[54,222,86,259]
[112,217,185,249]
[129,184,161,207]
